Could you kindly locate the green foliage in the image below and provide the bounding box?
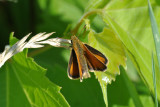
[89,28,126,83]
[152,54,158,107]
[0,0,160,107]
[0,36,69,107]
[34,47,106,107]
[148,0,159,106]
[128,95,154,107]
[120,66,143,107]
[88,28,126,105]
[100,0,160,103]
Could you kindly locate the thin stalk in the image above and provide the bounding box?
[71,9,102,35]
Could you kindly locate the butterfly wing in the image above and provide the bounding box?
[85,44,108,64]
[83,44,108,71]
[67,49,80,79]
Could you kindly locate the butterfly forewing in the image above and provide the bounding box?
[84,44,108,65]
[67,49,80,79]
[83,44,107,71]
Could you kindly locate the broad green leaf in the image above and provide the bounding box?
[0,36,69,107]
[101,0,160,101]
[88,28,126,106]
[103,0,157,51]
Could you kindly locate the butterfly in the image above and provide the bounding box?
[67,35,108,82]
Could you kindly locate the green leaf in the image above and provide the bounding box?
[0,36,69,107]
[108,66,153,107]
[103,0,157,51]
[85,0,109,11]
[120,65,143,107]
[9,32,18,46]
[129,95,154,107]
[152,53,158,107]
[88,28,126,106]
[101,0,160,101]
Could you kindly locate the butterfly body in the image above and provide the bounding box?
[71,36,90,80]
[68,35,108,82]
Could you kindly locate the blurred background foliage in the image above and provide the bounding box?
[0,0,160,107]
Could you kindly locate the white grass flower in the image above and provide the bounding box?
[0,45,10,68]
[0,32,71,68]
[37,38,71,47]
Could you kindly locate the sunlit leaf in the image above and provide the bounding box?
[88,28,126,105]
[102,0,160,101]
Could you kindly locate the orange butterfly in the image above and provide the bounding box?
[68,35,108,82]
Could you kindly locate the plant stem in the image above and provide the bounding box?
[71,9,102,35]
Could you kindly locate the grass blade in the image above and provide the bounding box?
[148,0,159,106]
[152,53,158,107]
[148,0,160,107]
[148,0,160,71]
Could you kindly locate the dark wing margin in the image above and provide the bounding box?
[67,49,80,79]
